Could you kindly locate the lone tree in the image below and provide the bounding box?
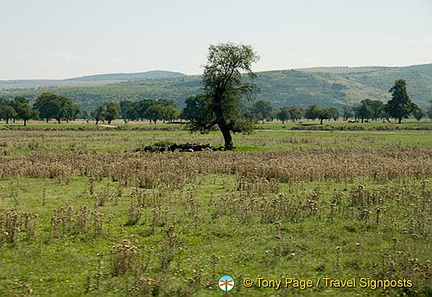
[252,100,273,122]
[103,102,120,124]
[304,104,320,121]
[12,96,39,126]
[317,108,332,125]
[0,99,17,124]
[276,106,290,123]
[144,104,165,124]
[385,79,418,123]
[354,101,373,123]
[92,105,105,125]
[184,42,259,150]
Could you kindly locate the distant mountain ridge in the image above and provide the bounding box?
[1,64,431,111]
[65,70,185,82]
[0,70,185,89]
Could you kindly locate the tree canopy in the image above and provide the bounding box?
[304,104,335,124]
[103,102,120,124]
[12,96,39,126]
[252,100,273,121]
[183,42,260,150]
[353,99,386,122]
[385,79,418,123]
[33,92,79,123]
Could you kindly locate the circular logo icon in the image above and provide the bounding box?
[218,274,235,292]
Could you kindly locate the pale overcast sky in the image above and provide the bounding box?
[1,0,431,79]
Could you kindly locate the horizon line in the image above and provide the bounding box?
[1,62,431,81]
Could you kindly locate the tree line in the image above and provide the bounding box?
[0,93,80,126]
[219,79,429,125]
[1,79,431,127]
[118,99,179,124]
[0,96,39,126]
[0,93,182,126]
[86,99,180,125]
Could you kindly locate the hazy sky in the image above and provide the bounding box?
[1,0,431,79]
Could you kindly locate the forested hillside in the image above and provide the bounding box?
[1,64,431,111]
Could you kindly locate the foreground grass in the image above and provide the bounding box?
[0,175,430,296]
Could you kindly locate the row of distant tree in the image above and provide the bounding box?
[242,80,431,124]
[85,99,181,125]
[184,97,431,126]
[0,96,39,126]
[256,99,430,125]
[120,99,179,124]
[0,93,80,126]
[1,87,431,126]
[0,93,182,126]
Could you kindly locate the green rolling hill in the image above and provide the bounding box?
[1,64,431,111]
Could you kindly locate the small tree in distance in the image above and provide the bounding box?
[252,100,273,122]
[163,105,180,122]
[317,108,332,125]
[328,107,339,121]
[92,105,105,125]
[304,104,320,121]
[13,96,38,126]
[287,106,304,122]
[103,102,120,124]
[342,106,354,121]
[385,79,418,123]
[144,104,165,124]
[354,102,373,123]
[276,106,290,123]
[0,104,17,124]
[304,105,333,124]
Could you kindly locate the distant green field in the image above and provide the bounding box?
[0,120,431,296]
[1,119,431,152]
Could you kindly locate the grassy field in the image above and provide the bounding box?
[0,120,431,296]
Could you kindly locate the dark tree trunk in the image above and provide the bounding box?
[398,117,402,124]
[219,123,233,150]
[213,91,234,150]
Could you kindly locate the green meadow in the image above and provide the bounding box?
[0,120,431,296]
